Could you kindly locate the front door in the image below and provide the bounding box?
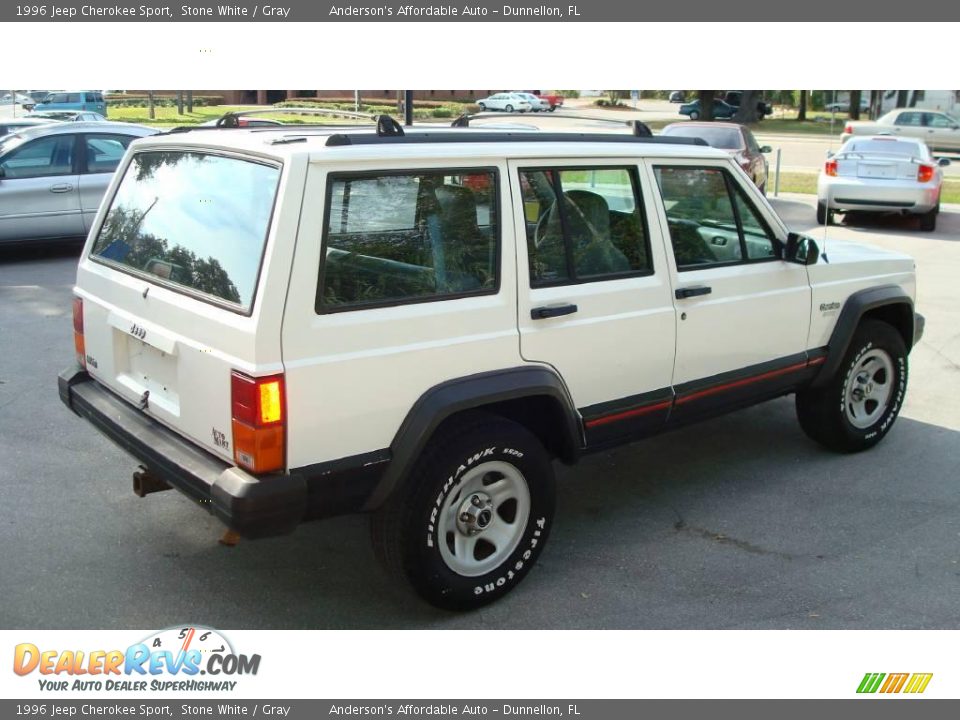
[510,160,677,445]
[646,160,812,422]
[0,133,82,242]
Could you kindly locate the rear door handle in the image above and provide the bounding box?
[675,286,712,299]
[49,183,73,193]
[531,303,578,320]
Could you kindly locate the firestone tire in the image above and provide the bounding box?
[371,414,556,611]
[795,319,908,453]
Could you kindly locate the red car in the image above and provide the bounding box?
[535,94,564,112]
[660,121,772,193]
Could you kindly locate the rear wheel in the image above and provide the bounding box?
[478,102,487,111]
[796,319,908,453]
[688,110,700,120]
[371,414,556,610]
[505,104,514,113]
[919,205,938,232]
[816,201,832,225]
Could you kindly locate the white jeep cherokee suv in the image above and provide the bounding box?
[59,116,923,610]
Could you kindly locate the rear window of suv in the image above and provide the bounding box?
[90,150,281,312]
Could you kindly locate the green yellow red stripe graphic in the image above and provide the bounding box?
[857,672,933,694]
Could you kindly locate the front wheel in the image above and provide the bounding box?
[796,319,908,453]
[505,104,514,113]
[478,103,487,111]
[371,414,556,610]
[688,110,700,120]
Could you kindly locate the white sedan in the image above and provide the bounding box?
[476,93,531,113]
[511,92,551,112]
[817,136,949,231]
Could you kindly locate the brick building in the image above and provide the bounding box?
[203,90,503,104]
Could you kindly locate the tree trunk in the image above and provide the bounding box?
[186,91,193,113]
[896,90,909,108]
[849,90,861,120]
[697,90,715,121]
[797,90,807,121]
[176,91,184,115]
[147,91,155,120]
[733,90,761,124]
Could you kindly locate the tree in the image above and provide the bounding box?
[696,90,715,121]
[732,90,762,124]
[176,91,184,115]
[186,91,194,113]
[896,90,909,108]
[797,90,808,121]
[147,91,155,120]
[849,90,861,120]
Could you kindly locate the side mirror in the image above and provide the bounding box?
[759,145,772,153]
[785,232,820,266]
[938,157,951,167]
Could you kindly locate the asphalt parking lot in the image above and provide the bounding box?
[1,197,958,630]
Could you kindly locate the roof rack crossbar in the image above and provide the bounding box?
[325,132,707,147]
[165,108,405,136]
[451,112,656,138]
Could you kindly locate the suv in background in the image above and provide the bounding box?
[34,91,107,117]
[59,117,923,610]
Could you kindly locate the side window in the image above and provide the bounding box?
[926,113,951,128]
[520,166,651,286]
[894,112,922,127]
[83,134,133,174]
[0,135,74,179]
[654,166,778,269]
[319,169,498,311]
[67,93,81,104]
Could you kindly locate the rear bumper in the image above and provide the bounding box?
[58,365,306,539]
[818,176,940,213]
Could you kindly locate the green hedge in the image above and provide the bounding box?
[106,94,225,108]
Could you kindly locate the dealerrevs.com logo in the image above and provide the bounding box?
[13,626,260,692]
[857,673,933,695]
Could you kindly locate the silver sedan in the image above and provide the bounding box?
[0,121,157,244]
[817,136,949,232]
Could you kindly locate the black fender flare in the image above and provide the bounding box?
[363,366,582,510]
[811,284,914,388]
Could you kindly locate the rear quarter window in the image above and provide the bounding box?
[89,150,281,312]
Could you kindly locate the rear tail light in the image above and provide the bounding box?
[917,164,935,183]
[844,124,853,135]
[231,371,285,474]
[825,160,838,177]
[72,297,85,369]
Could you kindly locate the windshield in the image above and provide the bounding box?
[662,126,743,150]
[90,150,281,311]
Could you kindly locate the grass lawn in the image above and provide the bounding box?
[773,171,960,204]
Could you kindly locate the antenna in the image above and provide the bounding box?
[821,184,831,263]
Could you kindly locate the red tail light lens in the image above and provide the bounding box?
[825,160,838,177]
[844,124,853,134]
[231,371,285,474]
[72,297,85,368]
[917,164,935,183]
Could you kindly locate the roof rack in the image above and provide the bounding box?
[450,111,656,137]
[326,131,706,147]
[164,107,405,136]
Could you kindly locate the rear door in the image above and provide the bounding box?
[510,159,677,445]
[924,112,960,151]
[77,146,299,462]
[77,132,138,231]
[0,132,83,242]
[646,159,811,422]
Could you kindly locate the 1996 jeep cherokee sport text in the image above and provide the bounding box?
[59,122,923,609]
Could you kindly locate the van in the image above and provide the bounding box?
[35,91,107,116]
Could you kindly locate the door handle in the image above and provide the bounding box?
[49,183,73,193]
[675,286,712,299]
[531,303,578,320]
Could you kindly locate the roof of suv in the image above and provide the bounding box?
[134,125,732,164]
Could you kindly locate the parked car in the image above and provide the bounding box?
[0,92,36,108]
[825,97,871,113]
[678,98,737,120]
[512,92,551,112]
[34,91,107,117]
[535,94,565,111]
[668,91,685,103]
[0,117,58,138]
[29,111,107,122]
[817,136,948,231]
[660,121,771,192]
[0,121,157,244]
[841,109,960,152]
[477,93,532,113]
[57,120,923,610]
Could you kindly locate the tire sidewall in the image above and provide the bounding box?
[403,429,554,610]
[834,330,907,447]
